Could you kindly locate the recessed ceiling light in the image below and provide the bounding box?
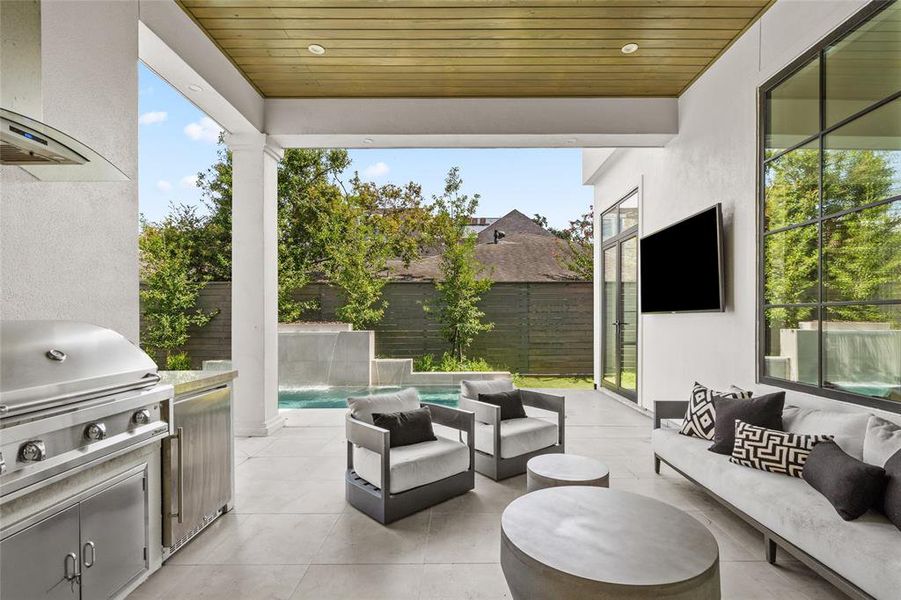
[362,138,373,144]
[307,44,326,55]
[621,43,639,54]
[187,84,203,92]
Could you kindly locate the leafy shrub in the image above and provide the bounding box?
[414,352,496,372]
[165,352,193,371]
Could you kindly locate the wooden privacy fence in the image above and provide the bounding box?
[165,281,594,375]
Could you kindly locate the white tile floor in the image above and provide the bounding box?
[130,390,848,600]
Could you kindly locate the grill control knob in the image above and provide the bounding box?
[132,409,152,426]
[85,422,107,441]
[20,441,47,462]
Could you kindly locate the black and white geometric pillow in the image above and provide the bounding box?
[679,382,752,440]
[730,421,833,478]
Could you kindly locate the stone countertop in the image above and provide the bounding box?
[157,370,237,397]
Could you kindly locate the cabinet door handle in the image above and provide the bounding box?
[174,426,185,524]
[64,552,81,582]
[83,541,96,568]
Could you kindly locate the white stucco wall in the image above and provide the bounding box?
[586,0,873,412]
[1,0,140,340]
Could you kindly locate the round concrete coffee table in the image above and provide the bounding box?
[500,487,720,600]
[526,454,609,492]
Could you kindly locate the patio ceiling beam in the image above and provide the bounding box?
[264,97,678,148]
[138,0,264,134]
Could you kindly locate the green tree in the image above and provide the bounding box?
[429,168,494,360]
[139,213,217,369]
[179,145,433,328]
[764,147,900,326]
[560,208,594,281]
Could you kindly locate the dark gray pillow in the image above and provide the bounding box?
[883,449,901,531]
[479,390,527,420]
[803,441,886,521]
[372,406,437,448]
[709,391,785,455]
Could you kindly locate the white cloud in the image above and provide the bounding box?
[180,175,198,189]
[139,111,167,125]
[184,116,222,143]
[363,161,390,179]
[156,180,173,192]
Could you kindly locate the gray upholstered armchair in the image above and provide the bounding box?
[345,388,475,524]
[458,379,565,480]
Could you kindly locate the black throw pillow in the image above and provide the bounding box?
[372,406,437,448]
[479,390,527,420]
[802,441,887,521]
[709,391,785,455]
[883,449,901,531]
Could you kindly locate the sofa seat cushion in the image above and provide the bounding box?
[474,417,558,459]
[653,428,901,600]
[354,436,469,494]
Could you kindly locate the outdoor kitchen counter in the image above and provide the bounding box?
[158,369,237,396]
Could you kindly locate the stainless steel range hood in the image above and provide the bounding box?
[0,1,127,181]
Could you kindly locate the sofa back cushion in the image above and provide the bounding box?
[864,416,901,467]
[461,379,514,400]
[882,450,901,531]
[348,387,420,424]
[783,406,870,460]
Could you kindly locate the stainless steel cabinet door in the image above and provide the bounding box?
[164,386,231,547]
[79,472,147,599]
[0,505,80,600]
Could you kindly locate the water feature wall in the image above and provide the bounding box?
[278,323,373,387]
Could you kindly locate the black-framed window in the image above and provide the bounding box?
[758,0,900,411]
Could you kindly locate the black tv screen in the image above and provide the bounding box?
[640,204,724,313]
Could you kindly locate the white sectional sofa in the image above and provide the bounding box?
[653,400,901,600]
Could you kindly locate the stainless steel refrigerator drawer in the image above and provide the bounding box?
[162,385,232,551]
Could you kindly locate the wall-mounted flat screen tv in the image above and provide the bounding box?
[640,204,724,313]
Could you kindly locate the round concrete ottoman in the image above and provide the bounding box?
[500,487,720,600]
[526,454,609,492]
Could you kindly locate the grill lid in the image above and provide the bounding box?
[0,321,159,417]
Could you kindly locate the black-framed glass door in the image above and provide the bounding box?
[601,192,639,400]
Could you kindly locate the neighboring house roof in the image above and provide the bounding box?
[475,209,552,244]
[390,209,583,282]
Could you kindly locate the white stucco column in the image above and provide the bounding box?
[227,132,284,437]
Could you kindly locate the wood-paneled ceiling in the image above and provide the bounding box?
[178,0,775,98]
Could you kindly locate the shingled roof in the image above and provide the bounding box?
[389,210,584,283]
[475,209,552,244]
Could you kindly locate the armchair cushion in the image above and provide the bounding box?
[347,387,419,424]
[353,437,470,494]
[461,379,514,401]
[372,407,437,448]
[478,390,527,420]
[474,417,558,459]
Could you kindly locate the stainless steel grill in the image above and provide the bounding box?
[0,320,174,502]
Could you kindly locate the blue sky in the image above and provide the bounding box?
[139,62,593,229]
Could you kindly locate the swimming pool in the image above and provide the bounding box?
[278,385,460,409]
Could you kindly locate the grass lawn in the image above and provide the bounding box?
[513,375,594,389]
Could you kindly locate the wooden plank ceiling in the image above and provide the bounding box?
[178,0,775,98]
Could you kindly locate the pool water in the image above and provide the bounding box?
[278,385,460,409]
